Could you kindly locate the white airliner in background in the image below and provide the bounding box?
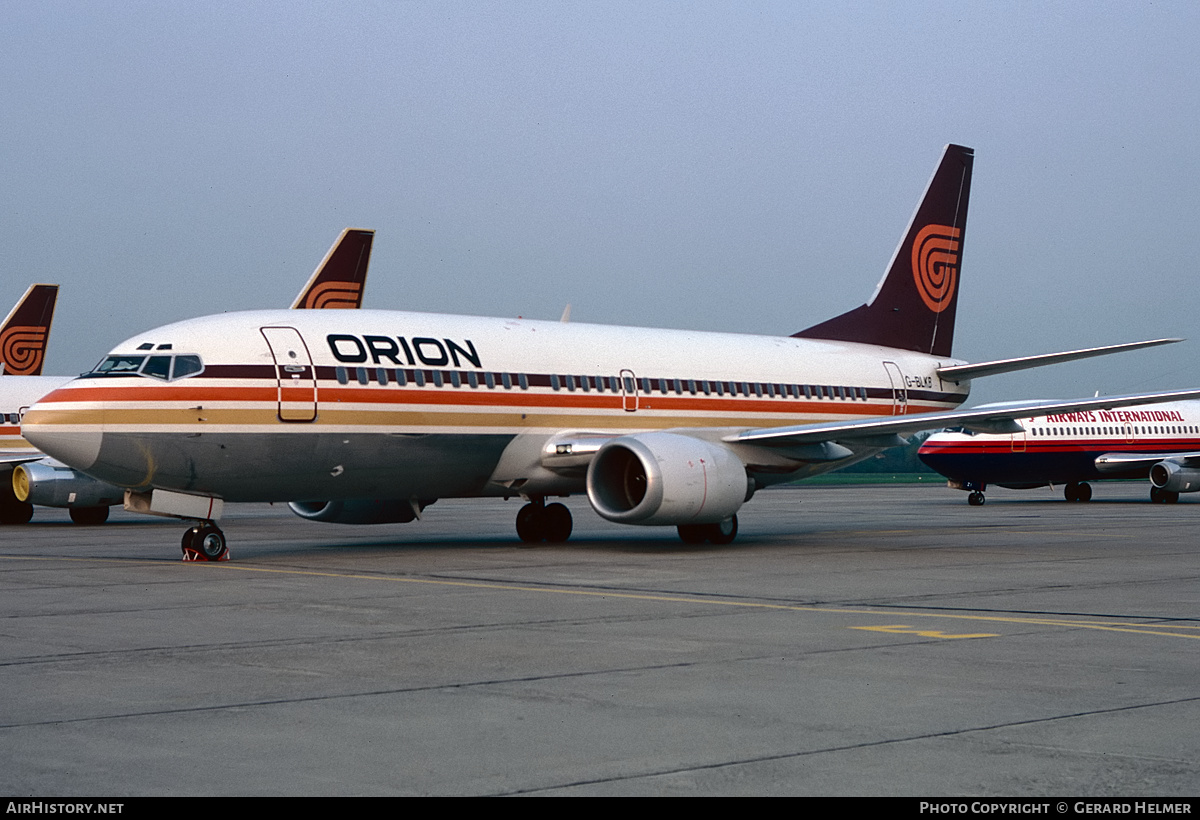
[0,229,374,526]
[22,144,1200,559]
[919,401,1200,505]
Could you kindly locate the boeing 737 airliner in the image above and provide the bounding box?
[919,401,1200,505]
[22,145,1199,559]
[1,229,374,525]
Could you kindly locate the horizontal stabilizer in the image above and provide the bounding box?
[936,338,1182,383]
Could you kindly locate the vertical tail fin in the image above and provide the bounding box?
[290,228,375,309]
[0,284,58,376]
[794,144,973,357]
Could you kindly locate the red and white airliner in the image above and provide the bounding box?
[21,145,1199,558]
[919,401,1200,505]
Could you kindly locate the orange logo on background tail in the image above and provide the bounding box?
[911,224,961,313]
[302,281,363,309]
[0,326,48,375]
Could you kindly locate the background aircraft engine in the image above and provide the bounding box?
[288,498,435,525]
[12,462,123,508]
[1148,461,1200,494]
[586,432,750,525]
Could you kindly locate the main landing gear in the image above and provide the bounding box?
[967,491,985,506]
[1064,482,1092,503]
[0,494,34,525]
[1150,486,1180,504]
[677,516,739,545]
[182,521,229,561]
[516,497,573,544]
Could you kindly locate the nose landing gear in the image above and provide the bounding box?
[182,522,228,561]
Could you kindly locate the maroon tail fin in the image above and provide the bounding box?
[794,144,973,357]
[291,228,375,309]
[0,284,58,376]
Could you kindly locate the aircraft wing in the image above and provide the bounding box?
[0,452,43,467]
[1095,450,1200,473]
[725,388,1200,451]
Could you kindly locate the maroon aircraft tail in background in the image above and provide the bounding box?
[0,284,59,376]
[291,228,375,310]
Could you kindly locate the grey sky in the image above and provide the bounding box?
[3,2,1198,407]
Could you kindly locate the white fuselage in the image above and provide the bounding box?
[23,309,970,503]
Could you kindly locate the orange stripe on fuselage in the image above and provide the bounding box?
[34,381,952,418]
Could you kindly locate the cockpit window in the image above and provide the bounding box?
[94,355,146,374]
[172,355,203,379]
[141,356,172,380]
[85,354,204,381]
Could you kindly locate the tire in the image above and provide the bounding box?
[705,516,738,545]
[677,524,707,544]
[541,503,573,543]
[69,506,110,526]
[515,503,544,543]
[0,498,34,525]
[968,492,985,506]
[193,524,227,560]
[1077,483,1092,503]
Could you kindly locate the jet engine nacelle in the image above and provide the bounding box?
[287,498,436,525]
[12,461,124,508]
[1148,461,1200,494]
[586,432,751,525]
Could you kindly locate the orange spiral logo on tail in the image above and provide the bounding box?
[302,281,363,309]
[911,224,961,313]
[0,326,47,375]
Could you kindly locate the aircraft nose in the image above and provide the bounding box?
[20,414,103,472]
